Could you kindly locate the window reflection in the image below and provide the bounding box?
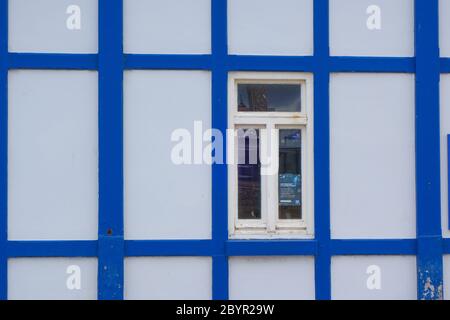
[238,84,301,112]
[278,129,302,220]
[237,128,261,220]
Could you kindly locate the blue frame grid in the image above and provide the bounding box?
[0,0,448,300]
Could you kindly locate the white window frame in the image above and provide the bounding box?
[228,72,314,239]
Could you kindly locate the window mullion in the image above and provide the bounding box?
[265,121,278,233]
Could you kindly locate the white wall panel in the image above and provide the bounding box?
[228,0,313,56]
[330,0,414,57]
[440,75,450,238]
[444,255,450,300]
[229,257,315,300]
[440,0,450,57]
[124,0,211,54]
[124,257,211,300]
[8,258,97,300]
[9,0,98,53]
[8,70,98,240]
[330,73,416,239]
[124,70,211,240]
[332,256,417,300]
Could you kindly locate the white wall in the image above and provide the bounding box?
[8,70,98,240]
[330,73,416,239]
[125,257,212,300]
[7,0,448,301]
[9,0,98,53]
[124,0,211,54]
[8,258,98,300]
[440,0,450,57]
[440,75,450,238]
[330,0,414,57]
[228,0,313,56]
[332,256,417,300]
[444,255,450,300]
[124,70,212,240]
[229,257,315,300]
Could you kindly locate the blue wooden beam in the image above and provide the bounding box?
[5,52,423,74]
[211,0,229,301]
[7,241,98,257]
[226,240,317,256]
[226,55,315,72]
[125,240,218,257]
[3,238,433,258]
[124,54,212,70]
[98,0,124,300]
[415,0,444,300]
[443,238,450,253]
[8,53,97,70]
[329,56,415,73]
[330,240,417,256]
[313,0,332,301]
[440,58,450,73]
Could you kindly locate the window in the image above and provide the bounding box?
[228,72,314,238]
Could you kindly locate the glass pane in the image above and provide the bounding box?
[238,84,301,112]
[237,129,261,220]
[279,129,302,220]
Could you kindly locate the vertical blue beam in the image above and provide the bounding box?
[415,0,444,300]
[0,0,7,300]
[211,0,229,300]
[313,0,331,300]
[98,0,124,300]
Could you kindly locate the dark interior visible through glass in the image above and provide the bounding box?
[278,129,302,220]
[237,128,261,220]
[238,83,301,112]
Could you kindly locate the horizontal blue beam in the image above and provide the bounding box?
[124,54,212,70]
[226,240,317,256]
[7,241,98,257]
[329,57,415,73]
[226,55,316,72]
[330,239,417,255]
[9,53,450,74]
[125,240,219,256]
[443,238,450,254]
[441,58,450,73]
[8,53,98,70]
[4,238,445,258]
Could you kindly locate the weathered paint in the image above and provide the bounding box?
[415,0,444,300]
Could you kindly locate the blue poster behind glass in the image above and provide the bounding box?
[279,174,301,206]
